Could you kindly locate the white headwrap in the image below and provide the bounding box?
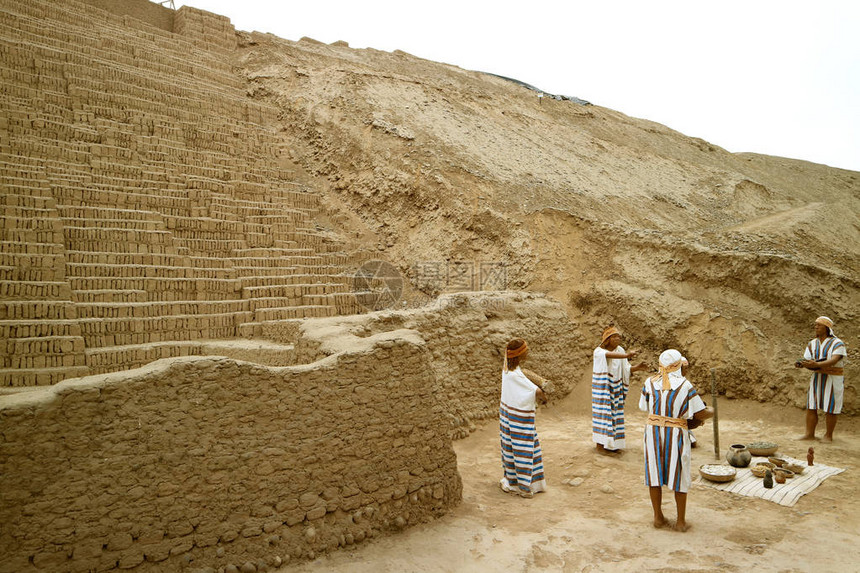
[815,316,835,336]
[657,349,685,390]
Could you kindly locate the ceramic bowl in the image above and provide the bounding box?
[785,463,805,475]
[747,441,779,456]
[768,457,787,467]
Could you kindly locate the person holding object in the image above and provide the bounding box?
[639,349,714,532]
[796,316,846,442]
[591,326,648,454]
[499,338,548,498]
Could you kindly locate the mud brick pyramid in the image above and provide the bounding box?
[0,0,372,388]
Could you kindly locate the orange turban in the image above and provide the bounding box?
[506,342,529,359]
[601,327,620,345]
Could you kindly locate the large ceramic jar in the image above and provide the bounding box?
[726,444,752,468]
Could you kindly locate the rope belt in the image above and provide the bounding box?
[647,414,688,429]
[818,367,844,376]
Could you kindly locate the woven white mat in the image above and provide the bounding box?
[694,455,845,507]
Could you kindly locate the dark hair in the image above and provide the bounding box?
[506,338,527,370]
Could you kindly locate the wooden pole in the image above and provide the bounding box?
[711,368,720,460]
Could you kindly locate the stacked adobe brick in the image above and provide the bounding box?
[0,335,462,572]
[0,0,370,387]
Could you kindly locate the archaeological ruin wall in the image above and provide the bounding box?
[261,292,584,438]
[0,333,462,573]
[0,291,580,572]
[0,0,372,389]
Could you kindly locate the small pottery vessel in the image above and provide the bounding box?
[785,463,805,475]
[763,470,773,488]
[774,468,795,479]
[774,471,786,484]
[726,444,752,468]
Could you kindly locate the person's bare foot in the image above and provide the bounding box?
[673,521,691,532]
[798,434,817,441]
[822,435,833,443]
[653,515,670,529]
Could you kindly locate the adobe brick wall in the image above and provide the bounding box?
[0,0,368,387]
[0,331,461,572]
[79,0,175,32]
[0,291,579,571]
[281,291,582,438]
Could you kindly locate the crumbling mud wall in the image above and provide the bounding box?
[0,330,461,572]
[253,291,582,438]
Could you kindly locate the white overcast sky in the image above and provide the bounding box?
[175,0,860,172]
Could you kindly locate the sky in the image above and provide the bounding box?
[174,0,860,172]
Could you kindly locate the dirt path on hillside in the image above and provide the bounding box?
[283,378,859,572]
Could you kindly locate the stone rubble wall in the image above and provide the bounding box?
[0,0,374,388]
[0,331,461,572]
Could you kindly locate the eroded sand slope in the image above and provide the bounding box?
[234,31,858,412]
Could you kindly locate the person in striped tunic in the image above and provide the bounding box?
[639,349,712,532]
[796,316,847,442]
[592,326,647,454]
[499,338,548,498]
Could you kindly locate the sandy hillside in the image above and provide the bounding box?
[232,30,859,412]
[281,372,859,572]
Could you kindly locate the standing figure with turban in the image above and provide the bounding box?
[499,338,548,498]
[591,326,648,454]
[796,316,847,442]
[639,349,713,531]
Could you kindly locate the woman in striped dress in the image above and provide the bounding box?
[499,338,547,498]
[639,349,711,531]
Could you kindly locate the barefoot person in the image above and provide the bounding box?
[639,349,713,532]
[592,326,648,454]
[796,316,846,442]
[499,338,548,498]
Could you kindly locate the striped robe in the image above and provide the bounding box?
[592,346,631,450]
[499,367,546,495]
[639,375,706,493]
[805,336,847,414]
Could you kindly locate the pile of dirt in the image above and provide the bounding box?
[233,31,858,413]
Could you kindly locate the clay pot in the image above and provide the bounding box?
[774,471,786,484]
[726,444,752,468]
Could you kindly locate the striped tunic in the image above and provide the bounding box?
[592,346,630,450]
[804,336,847,414]
[500,368,546,495]
[639,375,706,493]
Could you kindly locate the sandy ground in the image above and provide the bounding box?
[283,374,859,572]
